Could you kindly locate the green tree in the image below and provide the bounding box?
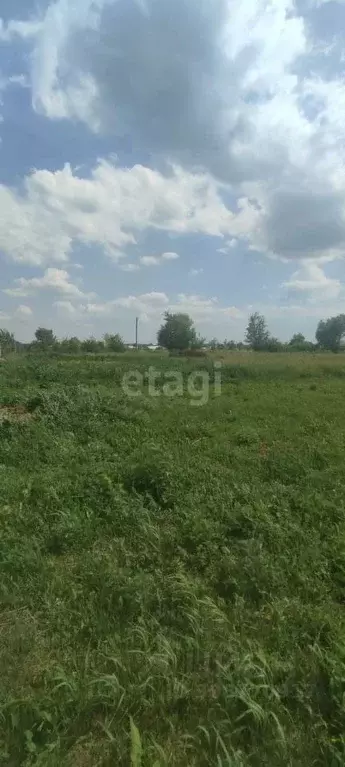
[225,339,237,350]
[0,329,16,354]
[35,327,56,348]
[289,333,306,346]
[245,313,270,351]
[81,337,104,353]
[288,333,314,352]
[59,337,81,354]
[266,337,285,352]
[157,312,198,351]
[316,315,345,352]
[104,333,126,352]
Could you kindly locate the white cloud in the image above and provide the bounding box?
[120,263,140,272]
[68,290,245,325]
[29,0,306,182]
[0,18,42,42]
[0,311,10,321]
[217,238,238,254]
[161,252,179,261]
[0,161,246,266]
[140,256,160,267]
[4,268,93,299]
[13,0,344,265]
[189,268,204,276]
[282,261,342,301]
[53,300,79,316]
[168,294,244,321]
[140,252,180,267]
[15,305,33,319]
[113,292,169,312]
[4,0,345,274]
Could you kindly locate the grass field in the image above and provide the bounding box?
[1,351,345,765]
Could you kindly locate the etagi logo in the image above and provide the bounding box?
[122,363,222,407]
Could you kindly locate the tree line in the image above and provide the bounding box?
[0,328,127,355]
[1,311,345,355]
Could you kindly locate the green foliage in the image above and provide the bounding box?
[289,332,305,346]
[0,329,16,354]
[245,313,270,351]
[130,718,142,767]
[35,327,56,348]
[265,336,284,352]
[1,352,345,764]
[58,337,81,354]
[289,333,315,352]
[316,314,345,352]
[103,333,126,352]
[157,312,198,351]
[80,337,105,353]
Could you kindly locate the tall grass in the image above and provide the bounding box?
[0,353,345,764]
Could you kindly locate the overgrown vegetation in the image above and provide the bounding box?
[1,351,345,765]
[3,309,345,357]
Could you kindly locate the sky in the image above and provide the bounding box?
[1,0,345,343]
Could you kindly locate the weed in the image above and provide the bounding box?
[0,352,345,765]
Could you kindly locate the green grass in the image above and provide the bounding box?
[1,352,345,765]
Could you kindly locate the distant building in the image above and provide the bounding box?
[125,343,161,351]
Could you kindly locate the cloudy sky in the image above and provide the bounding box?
[1,0,345,342]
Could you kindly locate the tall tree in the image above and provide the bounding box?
[316,315,345,352]
[289,333,306,346]
[104,333,126,352]
[81,337,104,353]
[245,313,270,351]
[59,337,81,354]
[157,312,198,351]
[0,329,16,354]
[35,327,56,348]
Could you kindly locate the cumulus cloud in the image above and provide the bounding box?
[30,0,306,181]
[119,263,140,272]
[140,256,160,267]
[0,161,251,266]
[0,17,42,42]
[140,252,180,267]
[4,268,93,299]
[217,238,238,254]
[63,290,245,325]
[161,252,179,261]
[13,0,343,265]
[282,260,342,301]
[15,305,33,319]
[189,268,204,276]
[2,0,345,276]
[53,300,79,315]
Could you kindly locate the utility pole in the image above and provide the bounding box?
[135,317,139,350]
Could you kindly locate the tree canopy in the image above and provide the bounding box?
[0,329,16,354]
[316,315,345,352]
[157,312,199,351]
[245,312,270,351]
[35,328,56,347]
[104,333,126,352]
[289,333,306,346]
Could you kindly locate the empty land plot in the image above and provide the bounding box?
[1,352,345,765]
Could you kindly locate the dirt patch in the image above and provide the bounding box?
[0,404,33,424]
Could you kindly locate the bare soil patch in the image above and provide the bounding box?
[0,404,32,423]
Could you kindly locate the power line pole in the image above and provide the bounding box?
[135,317,139,350]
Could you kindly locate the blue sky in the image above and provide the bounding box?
[1,0,345,343]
